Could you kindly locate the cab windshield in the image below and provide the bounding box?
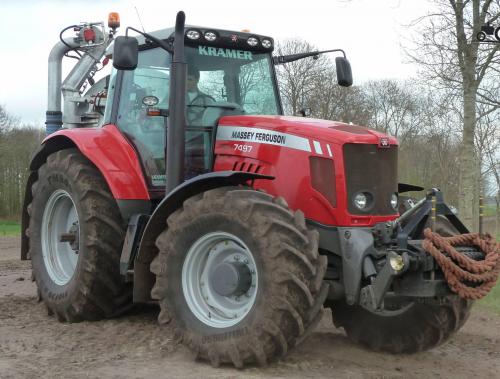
[185,45,281,119]
[110,44,280,188]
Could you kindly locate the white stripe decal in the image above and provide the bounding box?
[326,144,333,157]
[216,126,312,152]
[313,140,323,155]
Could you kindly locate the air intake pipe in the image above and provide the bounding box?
[46,38,78,135]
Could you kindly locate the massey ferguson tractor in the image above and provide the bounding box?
[21,11,499,368]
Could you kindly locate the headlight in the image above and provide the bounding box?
[247,37,259,46]
[186,30,201,40]
[354,193,368,210]
[389,254,405,271]
[261,39,272,48]
[204,31,217,41]
[390,193,398,210]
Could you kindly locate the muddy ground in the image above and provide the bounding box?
[1,236,499,379]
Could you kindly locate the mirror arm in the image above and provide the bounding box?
[126,26,173,53]
[273,48,346,65]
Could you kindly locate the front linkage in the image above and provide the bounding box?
[349,189,500,312]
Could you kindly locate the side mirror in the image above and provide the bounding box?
[335,57,353,87]
[113,36,138,70]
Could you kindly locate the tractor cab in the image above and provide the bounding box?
[105,27,281,189]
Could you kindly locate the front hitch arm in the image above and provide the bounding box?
[359,251,410,311]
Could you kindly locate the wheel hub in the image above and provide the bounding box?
[59,221,80,253]
[182,232,258,328]
[211,262,252,297]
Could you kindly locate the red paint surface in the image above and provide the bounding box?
[214,115,399,226]
[44,124,149,200]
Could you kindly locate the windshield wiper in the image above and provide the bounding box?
[187,102,241,110]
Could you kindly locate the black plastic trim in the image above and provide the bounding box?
[115,199,152,222]
[110,70,124,125]
[398,182,424,193]
[305,219,340,254]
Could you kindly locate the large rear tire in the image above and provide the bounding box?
[150,187,328,367]
[331,217,473,353]
[28,149,130,321]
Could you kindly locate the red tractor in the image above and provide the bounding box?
[21,11,489,367]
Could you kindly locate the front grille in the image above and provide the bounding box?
[343,143,398,215]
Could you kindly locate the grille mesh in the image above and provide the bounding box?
[343,143,398,215]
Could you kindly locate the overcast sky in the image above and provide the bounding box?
[0,0,434,125]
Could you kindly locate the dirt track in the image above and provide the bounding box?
[1,236,499,379]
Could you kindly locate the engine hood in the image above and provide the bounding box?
[218,115,399,146]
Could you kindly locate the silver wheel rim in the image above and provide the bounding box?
[182,232,258,328]
[41,189,80,286]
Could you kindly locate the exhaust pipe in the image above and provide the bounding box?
[166,11,187,194]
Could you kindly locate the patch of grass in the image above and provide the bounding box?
[483,205,497,217]
[478,230,500,314]
[479,282,500,315]
[0,220,21,236]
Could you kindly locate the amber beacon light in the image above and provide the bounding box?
[108,12,120,29]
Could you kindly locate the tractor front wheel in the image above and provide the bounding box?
[331,217,472,353]
[150,187,328,367]
[29,149,130,321]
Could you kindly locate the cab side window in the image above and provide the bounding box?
[116,48,171,186]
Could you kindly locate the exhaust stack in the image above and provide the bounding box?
[166,11,187,193]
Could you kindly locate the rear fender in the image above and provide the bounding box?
[132,171,273,303]
[32,125,150,200]
[21,125,150,260]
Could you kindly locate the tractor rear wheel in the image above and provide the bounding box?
[330,216,472,353]
[150,187,328,367]
[28,149,130,321]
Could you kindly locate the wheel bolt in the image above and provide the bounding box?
[234,255,240,261]
[244,259,249,264]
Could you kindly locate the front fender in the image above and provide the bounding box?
[132,171,273,303]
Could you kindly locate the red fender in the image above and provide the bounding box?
[38,124,149,200]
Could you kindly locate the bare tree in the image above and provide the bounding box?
[0,105,43,219]
[275,39,330,115]
[363,80,428,144]
[0,104,17,135]
[363,81,463,204]
[406,0,500,230]
[308,67,373,125]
